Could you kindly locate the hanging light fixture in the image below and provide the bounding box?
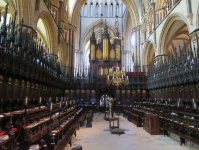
[106,63,129,88]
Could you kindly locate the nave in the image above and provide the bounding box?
[66,114,190,150]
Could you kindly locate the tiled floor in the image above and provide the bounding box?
[65,114,190,150]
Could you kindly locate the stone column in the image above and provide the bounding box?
[96,4,98,17]
[100,2,103,17]
[119,3,122,17]
[87,3,90,17]
[129,52,131,68]
[84,4,87,16]
[81,5,84,16]
[108,3,111,17]
[137,28,141,67]
[91,4,93,17]
[103,3,106,17]
[169,0,172,10]
[152,2,156,45]
[113,3,116,17]
[134,31,138,68]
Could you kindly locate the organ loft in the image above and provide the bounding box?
[0,0,199,150]
[90,20,122,77]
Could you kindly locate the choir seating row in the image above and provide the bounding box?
[126,99,199,147]
[0,96,82,150]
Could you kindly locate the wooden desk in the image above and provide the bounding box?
[145,114,159,135]
[109,118,119,129]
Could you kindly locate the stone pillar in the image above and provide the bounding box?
[137,28,141,67]
[84,4,87,16]
[152,2,156,45]
[103,3,106,17]
[117,4,119,17]
[129,52,131,68]
[113,3,116,17]
[169,0,172,10]
[134,31,138,68]
[87,3,90,17]
[120,3,123,17]
[96,4,98,17]
[81,5,84,16]
[91,4,93,17]
[100,2,103,17]
[108,3,111,17]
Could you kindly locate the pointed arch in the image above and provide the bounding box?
[158,12,190,55]
[143,40,155,65]
[81,19,117,52]
[36,11,57,53]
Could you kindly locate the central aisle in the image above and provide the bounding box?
[65,113,190,150]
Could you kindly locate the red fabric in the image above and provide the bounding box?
[24,123,31,127]
[0,128,18,135]
[0,130,7,135]
[12,128,18,132]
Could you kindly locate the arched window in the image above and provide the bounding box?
[96,3,99,17]
[116,3,119,17]
[105,3,108,17]
[131,34,135,45]
[84,3,87,16]
[111,3,113,17]
[90,3,93,17]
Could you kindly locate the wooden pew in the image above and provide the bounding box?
[78,113,87,127]
[55,123,80,150]
[86,111,92,128]
[160,117,199,146]
[124,110,142,127]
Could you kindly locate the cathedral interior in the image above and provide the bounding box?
[0,0,199,150]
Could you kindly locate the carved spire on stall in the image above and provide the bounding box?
[91,26,95,39]
[1,3,9,35]
[104,19,108,34]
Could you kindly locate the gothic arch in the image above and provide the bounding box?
[124,10,133,51]
[158,12,190,55]
[143,40,155,65]
[81,19,117,52]
[36,11,57,53]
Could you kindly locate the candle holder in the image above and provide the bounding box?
[39,97,42,109]
[104,97,115,121]
[24,96,29,114]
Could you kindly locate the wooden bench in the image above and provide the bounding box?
[124,110,142,127]
[86,112,92,128]
[78,113,87,127]
[55,123,80,150]
[161,127,199,146]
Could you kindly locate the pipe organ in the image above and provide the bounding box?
[90,21,121,76]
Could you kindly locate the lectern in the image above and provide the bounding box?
[145,113,159,135]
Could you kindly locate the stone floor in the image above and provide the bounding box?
[65,113,191,150]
